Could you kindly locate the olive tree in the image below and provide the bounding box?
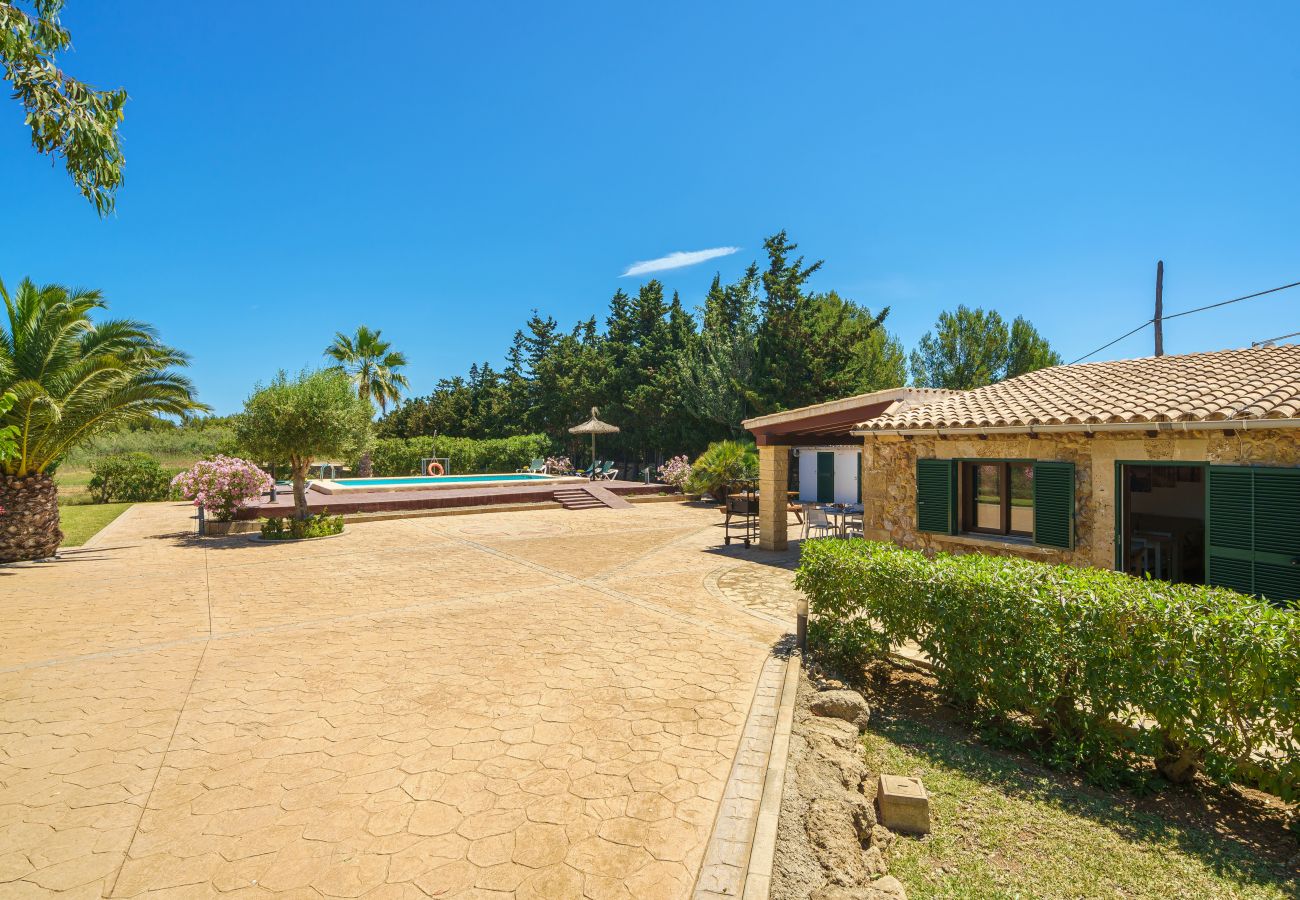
[235,369,372,520]
[2,1,127,214]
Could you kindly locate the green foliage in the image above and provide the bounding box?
[235,369,372,518]
[1,1,127,214]
[0,391,18,462]
[324,325,410,415]
[87,452,172,503]
[62,418,235,469]
[0,277,207,476]
[379,231,914,463]
[684,440,758,497]
[368,434,553,476]
[797,539,1300,799]
[910,305,1061,389]
[260,513,344,540]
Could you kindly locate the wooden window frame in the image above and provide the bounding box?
[960,460,1033,538]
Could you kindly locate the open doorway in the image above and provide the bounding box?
[1120,464,1206,585]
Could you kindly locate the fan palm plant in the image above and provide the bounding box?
[0,278,206,561]
[324,326,409,476]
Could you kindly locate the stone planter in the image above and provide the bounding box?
[0,473,62,563]
[204,520,237,536]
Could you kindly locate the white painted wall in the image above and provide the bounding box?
[797,450,818,503]
[834,449,860,504]
[795,447,861,504]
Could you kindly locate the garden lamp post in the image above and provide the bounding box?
[568,407,619,480]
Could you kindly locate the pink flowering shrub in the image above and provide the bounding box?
[544,455,572,474]
[171,455,272,521]
[657,454,691,488]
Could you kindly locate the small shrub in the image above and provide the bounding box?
[797,539,1300,799]
[685,440,757,497]
[260,513,343,540]
[544,455,572,474]
[87,453,173,503]
[656,454,691,489]
[171,455,272,521]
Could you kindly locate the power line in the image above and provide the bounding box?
[1161,279,1300,321]
[1068,320,1153,365]
[1251,329,1300,347]
[1068,278,1300,365]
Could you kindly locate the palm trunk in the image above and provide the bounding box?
[0,473,63,563]
[358,451,373,478]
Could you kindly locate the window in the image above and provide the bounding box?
[960,461,1034,537]
[917,458,1073,548]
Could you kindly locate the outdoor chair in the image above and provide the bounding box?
[518,457,546,474]
[598,461,619,480]
[578,461,597,478]
[803,504,835,540]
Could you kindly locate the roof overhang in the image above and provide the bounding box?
[744,387,945,446]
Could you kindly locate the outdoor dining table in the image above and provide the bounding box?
[818,503,864,536]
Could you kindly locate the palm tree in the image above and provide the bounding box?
[0,278,207,562]
[324,326,409,476]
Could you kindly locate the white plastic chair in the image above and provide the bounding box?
[803,505,835,539]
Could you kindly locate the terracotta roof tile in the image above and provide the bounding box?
[858,345,1300,431]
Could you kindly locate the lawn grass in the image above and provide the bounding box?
[59,502,133,547]
[863,673,1296,900]
[54,467,94,505]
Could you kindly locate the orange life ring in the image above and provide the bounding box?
[426,461,444,476]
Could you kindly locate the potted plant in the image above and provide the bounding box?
[171,456,272,535]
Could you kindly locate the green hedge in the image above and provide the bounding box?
[796,539,1300,798]
[87,453,174,503]
[367,434,553,477]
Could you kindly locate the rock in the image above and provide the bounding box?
[810,886,873,900]
[869,875,908,899]
[804,714,861,751]
[862,845,887,876]
[807,797,869,887]
[818,678,846,691]
[850,792,877,841]
[811,877,908,900]
[809,689,871,731]
[870,825,895,851]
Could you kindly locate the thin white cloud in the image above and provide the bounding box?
[621,246,740,277]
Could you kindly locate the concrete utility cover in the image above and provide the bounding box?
[0,501,791,898]
[877,774,931,835]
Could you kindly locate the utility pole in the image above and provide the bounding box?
[1154,260,1164,356]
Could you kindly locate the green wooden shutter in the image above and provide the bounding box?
[916,459,955,534]
[856,452,862,504]
[1032,461,1074,549]
[817,452,835,503]
[1210,465,1300,604]
[1251,467,1300,604]
[1207,466,1256,596]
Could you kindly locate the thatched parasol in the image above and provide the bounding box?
[568,406,620,477]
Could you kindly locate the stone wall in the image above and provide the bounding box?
[860,427,1300,571]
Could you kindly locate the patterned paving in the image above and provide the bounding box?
[0,501,798,898]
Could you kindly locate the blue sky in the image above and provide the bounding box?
[3,1,1298,414]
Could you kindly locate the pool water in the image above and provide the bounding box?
[333,474,553,486]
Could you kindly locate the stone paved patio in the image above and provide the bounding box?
[0,501,803,898]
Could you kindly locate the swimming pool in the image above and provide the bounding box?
[309,473,586,494]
